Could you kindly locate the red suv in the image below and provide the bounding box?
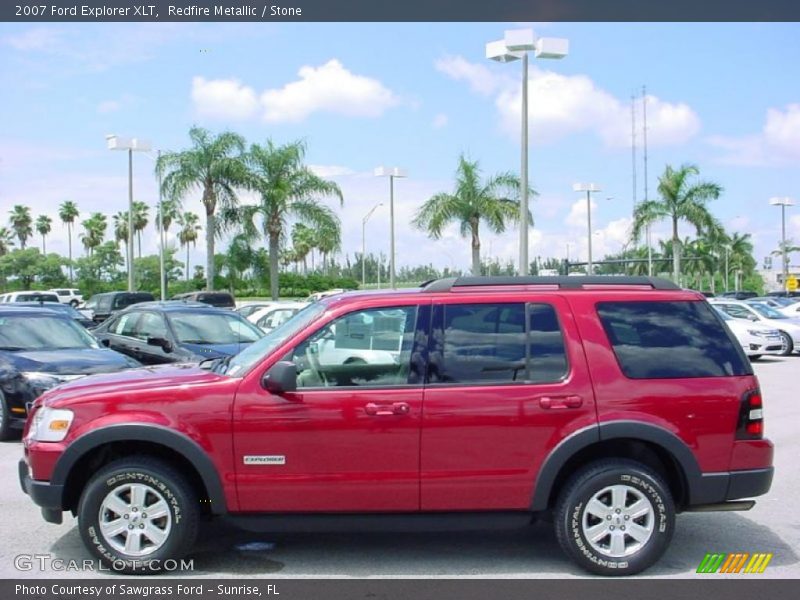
[19,276,773,575]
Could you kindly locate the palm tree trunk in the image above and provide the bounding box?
[186,244,190,282]
[470,219,481,276]
[205,210,215,291]
[672,217,680,283]
[68,223,73,282]
[269,231,280,300]
[138,232,142,259]
[42,236,46,254]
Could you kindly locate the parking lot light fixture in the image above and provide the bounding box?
[487,28,568,276]
[769,197,795,292]
[106,135,152,292]
[573,183,601,274]
[374,167,407,289]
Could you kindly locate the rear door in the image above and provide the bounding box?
[420,297,596,510]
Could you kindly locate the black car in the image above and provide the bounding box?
[172,291,236,309]
[83,291,155,324]
[14,301,95,328]
[718,291,758,300]
[92,301,263,365]
[0,307,141,439]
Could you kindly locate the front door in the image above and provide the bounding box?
[233,303,427,512]
[421,298,596,510]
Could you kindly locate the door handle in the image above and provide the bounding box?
[364,402,411,416]
[538,395,583,409]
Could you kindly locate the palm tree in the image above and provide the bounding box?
[80,213,107,257]
[631,164,722,283]
[236,140,343,300]
[35,215,52,253]
[412,155,523,276]
[59,201,79,282]
[8,205,33,249]
[113,212,130,270]
[177,211,201,281]
[157,127,248,290]
[131,201,149,258]
[316,217,342,275]
[291,223,315,274]
[0,227,14,257]
[157,198,180,238]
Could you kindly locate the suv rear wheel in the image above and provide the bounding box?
[78,457,199,574]
[554,459,675,576]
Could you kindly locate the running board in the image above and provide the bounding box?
[685,500,755,512]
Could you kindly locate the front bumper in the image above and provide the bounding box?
[18,459,64,524]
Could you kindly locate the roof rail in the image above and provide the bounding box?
[421,276,680,292]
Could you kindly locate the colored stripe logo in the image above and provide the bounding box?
[697,552,773,574]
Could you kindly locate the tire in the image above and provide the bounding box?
[778,331,793,356]
[69,299,80,308]
[749,355,762,361]
[554,459,675,576]
[0,390,13,441]
[78,456,199,574]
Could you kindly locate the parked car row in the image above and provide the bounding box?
[709,297,800,356]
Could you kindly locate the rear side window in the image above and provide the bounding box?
[429,303,568,385]
[597,301,750,379]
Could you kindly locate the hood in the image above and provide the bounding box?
[0,347,138,375]
[179,341,253,359]
[40,363,229,407]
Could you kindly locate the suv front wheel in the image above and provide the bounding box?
[78,457,199,574]
[554,459,675,576]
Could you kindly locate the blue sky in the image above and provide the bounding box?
[1,22,799,274]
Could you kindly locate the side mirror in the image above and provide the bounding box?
[748,314,759,322]
[147,336,173,353]
[100,338,111,348]
[262,361,297,395]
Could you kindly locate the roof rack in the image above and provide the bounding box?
[421,276,680,293]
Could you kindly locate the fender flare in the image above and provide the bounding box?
[530,421,721,511]
[51,423,228,514]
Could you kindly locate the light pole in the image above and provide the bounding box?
[106,135,152,292]
[361,203,383,288]
[573,183,601,274]
[487,28,568,276]
[770,197,795,292]
[374,167,407,289]
[724,245,730,292]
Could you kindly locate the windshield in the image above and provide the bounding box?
[0,315,99,350]
[749,303,788,319]
[225,303,327,376]
[167,312,264,345]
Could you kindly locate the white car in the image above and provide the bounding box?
[49,288,83,307]
[713,307,783,359]
[249,302,308,332]
[306,289,350,302]
[776,300,800,317]
[236,301,283,319]
[2,290,60,303]
[710,299,800,355]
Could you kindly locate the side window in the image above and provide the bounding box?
[429,303,567,385]
[597,301,751,379]
[136,312,169,341]
[291,306,418,388]
[721,304,754,319]
[112,312,140,337]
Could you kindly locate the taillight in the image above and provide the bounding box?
[737,390,764,440]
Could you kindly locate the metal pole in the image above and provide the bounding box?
[586,190,593,274]
[361,217,367,288]
[725,247,729,292]
[519,52,529,276]
[782,204,788,292]
[158,149,166,301]
[389,175,396,289]
[127,148,134,292]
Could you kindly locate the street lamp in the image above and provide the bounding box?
[106,135,152,292]
[573,183,601,274]
[139,149,168,301]
[374,167,407,289]
[487,28,568,276]
[361,203,383,288]
[770,197,795,292]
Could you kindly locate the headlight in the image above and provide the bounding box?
[26,407,74,442]
[747,330,768,337]
[21,372,84,392]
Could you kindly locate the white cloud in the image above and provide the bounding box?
[260,59,400,122]
[308,165,356,178]
[438,55,700,148]
[432,113,448,129]
[707,104,800,166]
[191,76,259,120]
[3,27,62,51]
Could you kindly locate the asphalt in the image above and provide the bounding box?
[1,356,797,579]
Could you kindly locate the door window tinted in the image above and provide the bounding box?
[429,303,568,385]
[136,312,169,341]
[291,306,418,388]
[597,301,750,379]
[112,312,140,337]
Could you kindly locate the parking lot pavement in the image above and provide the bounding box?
[1,356,798,580]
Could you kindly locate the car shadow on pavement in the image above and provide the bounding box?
[45,511,798,578]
